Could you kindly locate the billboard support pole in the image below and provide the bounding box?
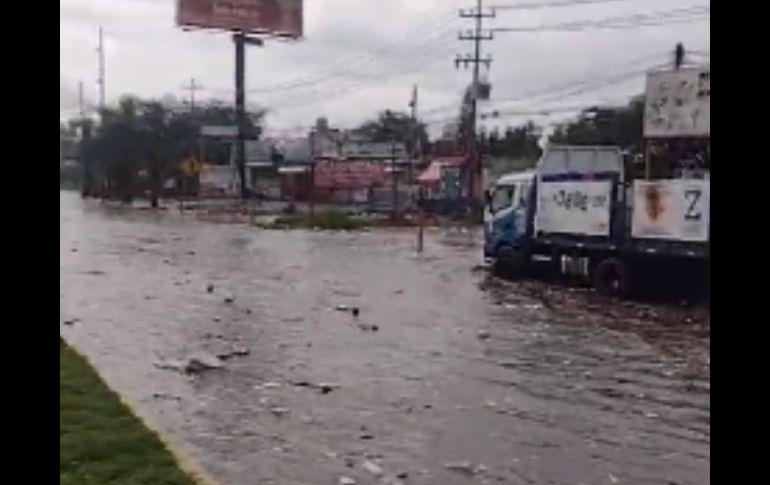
[391,137,398,220]
[234,31,248,199]
[233,32,265,200]
[309,130,316,220]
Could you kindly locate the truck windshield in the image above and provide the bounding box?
[491,185,516,213]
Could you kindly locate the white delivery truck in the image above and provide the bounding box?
[484,144,709,298]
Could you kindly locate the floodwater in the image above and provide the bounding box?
[60,192,709,485]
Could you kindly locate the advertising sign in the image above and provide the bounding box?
[535,180,613,236]
[632,180,710,242]
[644,67,710,138]
[200,164,238,195]
[314,161,386,190]
[201,125,238,138]
[177,0,303,38]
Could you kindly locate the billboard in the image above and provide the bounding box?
[177,0,303,38]
[314,161,386,190]
[535,180,613,237]
[644,67,710,138]
[631,180,710,242]
[200,164,238,195]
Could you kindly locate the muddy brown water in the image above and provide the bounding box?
[60,192,709,485]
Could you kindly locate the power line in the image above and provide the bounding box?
[97,27,106,109]
[490,0,630,11]
[491,6,710,33]
[203,16,461,107]
[205,13,462,97]
[489,51,667,105]
[261,40,460,112]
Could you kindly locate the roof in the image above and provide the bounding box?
[538,145,623,177]
[278,165,310,174]
[495,170,536,186]
[275,138,312,164]
[341,141,407,159]
[417,157,468,184]
[430,156,467,167]
[417,161,443,184]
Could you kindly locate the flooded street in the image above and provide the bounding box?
[60,192,709,485]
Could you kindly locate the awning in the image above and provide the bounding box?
[417,156,467,185]
[278,165,310,174]
[417,161,443,184]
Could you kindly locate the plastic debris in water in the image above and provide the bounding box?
[361,460,384,476]
[444,461,476,475]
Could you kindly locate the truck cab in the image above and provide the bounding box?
[483,170,536,262]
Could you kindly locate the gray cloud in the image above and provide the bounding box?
[60,0,709,133]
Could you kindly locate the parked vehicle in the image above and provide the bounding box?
[484,145,710,298]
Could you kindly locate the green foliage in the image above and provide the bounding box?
[85,96,265,204]
[481,121,543,161]
[356,110,428,153]
[549,96,644,152]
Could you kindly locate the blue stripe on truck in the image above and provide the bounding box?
[540,171,618,182]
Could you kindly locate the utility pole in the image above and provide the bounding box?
[309,129,316,219]
[407,85,418,204]
[97,27,106,109]
[457,0,494,220]
[391,136,398,219]
[182,78,203,112]
[78,81,85,119]
[78,79,93,199]
[390,135,398,221]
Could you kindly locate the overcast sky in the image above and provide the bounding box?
[60,0,709,136]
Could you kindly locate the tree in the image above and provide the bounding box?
[549,95,644,153]
[86,96,265,205]
[355,110,429,154]
[482,121,542,161]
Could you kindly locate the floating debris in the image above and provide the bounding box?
[361,460,384,477]
[257,382,282,390]
[318,382,339,394]
[184,355,223,374]
[338,477,356,485]
[477,330,491,340]
[83,270,106,276]
[217,348,250,361]
[269,407,289,417]
[444,461,476,475]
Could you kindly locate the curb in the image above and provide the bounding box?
[63,340,220,485]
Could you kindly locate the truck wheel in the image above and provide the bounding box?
[493,248,530,279]
[592,258,630,298]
